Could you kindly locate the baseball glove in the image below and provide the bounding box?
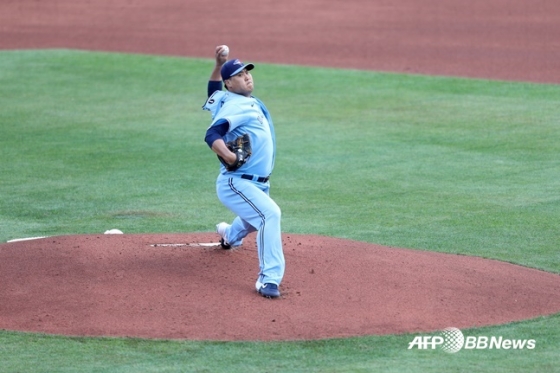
[218,133,252,171]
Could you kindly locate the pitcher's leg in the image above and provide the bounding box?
[217,176,285,291]
[227,216,256,246]
[255,200,284,285]
[216,176,255,246]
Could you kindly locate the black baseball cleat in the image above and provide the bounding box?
[216,222,232,249]
[257,283,281,298]
[219,238,231,250]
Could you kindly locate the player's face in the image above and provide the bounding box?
[225,69,253,96]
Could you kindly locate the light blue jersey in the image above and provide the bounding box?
[204,90,276,178]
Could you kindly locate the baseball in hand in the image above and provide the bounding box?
[220,46,229,56]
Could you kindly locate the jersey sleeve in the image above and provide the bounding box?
[204,120,229,148]
[207,80,223,98]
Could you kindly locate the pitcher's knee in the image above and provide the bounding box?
[259,203,281,228]
[267,203,281,220]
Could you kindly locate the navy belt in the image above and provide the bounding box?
[241,174,269,183]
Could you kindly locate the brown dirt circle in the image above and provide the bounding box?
[1,233,560,341]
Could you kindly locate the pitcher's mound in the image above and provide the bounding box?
[1,233,560,341]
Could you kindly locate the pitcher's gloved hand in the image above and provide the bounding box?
[218,133,252,171]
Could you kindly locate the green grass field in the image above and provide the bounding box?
[1,50,559,372]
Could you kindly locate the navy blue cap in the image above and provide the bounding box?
[220,59,255,81]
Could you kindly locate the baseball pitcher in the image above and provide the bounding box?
[203,45,285,298]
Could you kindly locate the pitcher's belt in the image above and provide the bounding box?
[241,174,269,183]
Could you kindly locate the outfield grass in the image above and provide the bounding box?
[0,50,559,372]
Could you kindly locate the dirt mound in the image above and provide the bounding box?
[1,234,559,341]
